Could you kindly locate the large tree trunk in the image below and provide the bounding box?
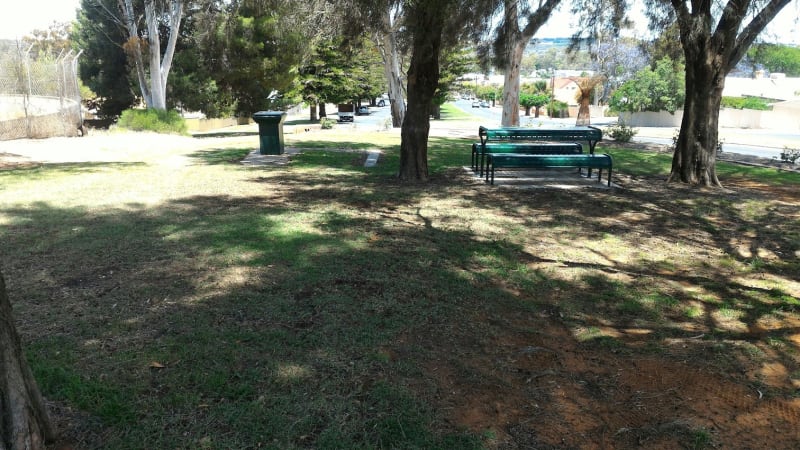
[118,0,151,107]
[144,0,183,111]
[376,8,406,128]
[497,0,561,127]
[667,0,791,187]
[668,58,724,186]
[501,40,524,127]
[309,103,318,122]
[119,0,183,111]
[145,0,166,110]
[399,6,443,182]
[0,272,55,450]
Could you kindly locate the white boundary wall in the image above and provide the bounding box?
[620,101,800,130]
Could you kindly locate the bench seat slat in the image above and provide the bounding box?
[476,125,604,176]
[472,142,584,175]
[486,153,613,186]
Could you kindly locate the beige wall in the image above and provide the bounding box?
[620,105,800,130]
[184,117,243,132]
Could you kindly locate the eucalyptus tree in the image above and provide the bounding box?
[372,4,407,127]
[483,0,562,126]
[117,0,185,111]
[641,0,795,186]
[343,0,498,181]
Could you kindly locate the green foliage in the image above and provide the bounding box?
[435,49,477,106]
[22,21,72,59]
[320,117,336,129]
[780,147,800,164]
[748,44,800,77]
[117,109,188,135]
[547,100,569,118]
[167,11,236,119]
[73,0,137,118]
[206,3,308,116]
[607,122,638,142]
[519,92,551,116]
[291,38,381,108]
[721,96,772,111]
[475,83,501,101]
[609,58,685,113]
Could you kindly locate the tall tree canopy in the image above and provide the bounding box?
[641,0,794,186]
[198,0,321,115]
[483,0,562,127]
[343,0,498,181]
[74,0,138,117]
[747,43,800,76]
[117,0,185,111]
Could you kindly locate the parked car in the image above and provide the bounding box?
[480,101,490,108]
[376,93,390,107]
[356,106,370,115]
[472,101,480,108]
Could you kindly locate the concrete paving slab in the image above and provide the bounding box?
[466,166,618,189]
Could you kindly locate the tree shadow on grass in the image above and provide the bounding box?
[2,141,800,448]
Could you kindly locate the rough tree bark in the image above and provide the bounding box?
[666,0,791,186]
[399,4,443,182]
[119,0,184,111]
[497,0,561,127]
[309,103,318,122]
[118,0,152,107]
[375,6,407,128]
[0,271,55,450]
[500,38,525,127]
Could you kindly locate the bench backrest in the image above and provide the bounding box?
[479,126,602,145]
[482,142,582,154]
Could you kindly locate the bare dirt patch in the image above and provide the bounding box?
[2,131,799,449]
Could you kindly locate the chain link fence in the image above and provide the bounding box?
[0,42,83,141]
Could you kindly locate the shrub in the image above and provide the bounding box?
[779,146,800,164]
[721,96,772,110]
[547,100,569,118]
[608,58,685,113]
[607,122,638,142]
[117,109,188,134]
[320,118,335,129]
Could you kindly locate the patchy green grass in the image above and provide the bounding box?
[2,128,799,449]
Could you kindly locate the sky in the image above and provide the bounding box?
[1,0,798,45]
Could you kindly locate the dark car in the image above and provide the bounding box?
[356,106,370,116]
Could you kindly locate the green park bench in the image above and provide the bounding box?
[472,142,583,176]
[485,153,613,186]
[478,125,604,176]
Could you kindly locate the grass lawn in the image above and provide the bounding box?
[1,128,799,449]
